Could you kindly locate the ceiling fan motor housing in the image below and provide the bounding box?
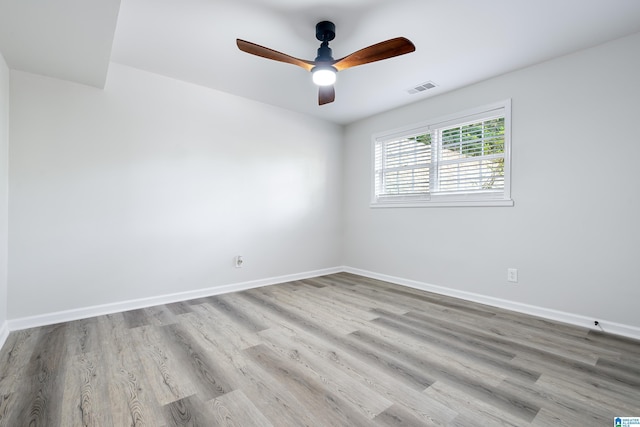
[315,43,333,62]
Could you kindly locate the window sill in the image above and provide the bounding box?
[370,199,514,208]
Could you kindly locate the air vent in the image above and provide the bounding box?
[407,81,437,94]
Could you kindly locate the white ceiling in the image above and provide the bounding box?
[0,0,121,88]
[2,0,640,124]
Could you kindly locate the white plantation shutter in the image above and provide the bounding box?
[434,116,505,195]
[372,100,512,207]
[374,134,431,201]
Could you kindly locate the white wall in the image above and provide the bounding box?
[6,32,640,337]
[343,32,640,331]
[8,63,343,319]
[0,52,9,336]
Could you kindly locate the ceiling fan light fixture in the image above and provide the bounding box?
[312,66,337,86]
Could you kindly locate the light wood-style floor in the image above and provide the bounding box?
[0,272,639,426]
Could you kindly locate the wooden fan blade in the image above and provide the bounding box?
[236,39,315,71]
[319,85,335,105]
[332,37,415,71]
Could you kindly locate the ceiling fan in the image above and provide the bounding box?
[236,21,416,106]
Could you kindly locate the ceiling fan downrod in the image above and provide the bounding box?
[315,21,335,62]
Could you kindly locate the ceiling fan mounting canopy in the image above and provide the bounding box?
[236,21,415,105]
[315,21,336,43]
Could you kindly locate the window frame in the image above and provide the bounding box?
[371,99,514,208]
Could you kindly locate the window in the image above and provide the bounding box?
[372,100,513,207]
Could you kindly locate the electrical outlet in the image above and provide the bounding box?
[507,268,518,283]
[234,255,243,268]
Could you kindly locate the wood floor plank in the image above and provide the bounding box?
[165,301,193,316]
[65,318,100,356]
[1,272,639,426]
[424,381,526,427]
[213,290,457,424]
[254,315,459,425]
[370,310,541,384]
[207,389,274,426]
[242,290,435,390]
[0,329,39,395]
[0,393,13,426]
[258,327,394,419]
[348,329,541,422]
[534,371,638,414]
[497,377,611,425]
[405,307,615,380]
[97,313,165,427]
[162,394,213,426]
[510,352,640,408]
[382,286,499,318]
[255,287,361,335]
[364,315,527,384]
[1,324,69,426]
[59,352,114,426]
[243,343,374,427]
[129,325,199,406]
[215,292,290,332]
[204,295,269,333]
[234,361,321,426]
[596,356,640,379]
[586,329,640,356]
[122,308,154,329]
[179,314,321,426]
[530,406,606,427]
[281,283,380,323]
[143,305,180,326]
[189,303,264,351]
[157,323,232,402]
[313,282,410,315]
[372,403,434,427]
[396,296,600,366]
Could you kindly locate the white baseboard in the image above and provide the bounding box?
[343,266,640,341]
[6,266,342,333]
[0,321,8,350]
[4,265,639,343]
